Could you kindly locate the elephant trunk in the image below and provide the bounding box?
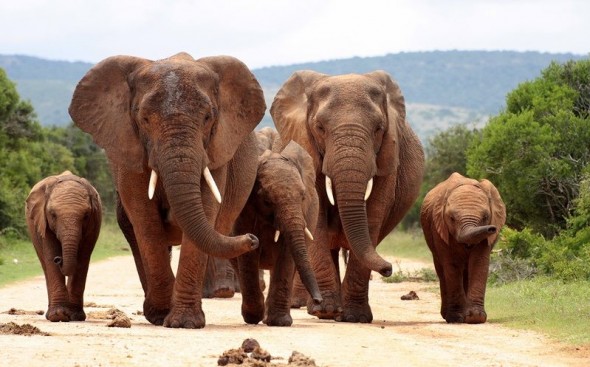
[278,208,322,304]
[58,231,81,277]
[457,225,497,246]
[158,146,257,259]
[333,175,392,277]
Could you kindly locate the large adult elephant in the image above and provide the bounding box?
[270,70,424,323]
[69,52,266,328]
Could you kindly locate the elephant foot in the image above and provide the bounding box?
[143,300,169,326]
[46,304,86,322]
[264,312,293,327]
[465,307,487,324]
[163,306,205,329]
[213,287,236,299]
[444,311,465,323]
[336,302,373,323]
[242,303,264,325]
[307,291,342,320]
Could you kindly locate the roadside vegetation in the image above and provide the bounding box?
[1,58,589,345]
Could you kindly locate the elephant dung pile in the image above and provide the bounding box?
[217,338,317,366]
[0,322,50,336]
[87,308,132,328]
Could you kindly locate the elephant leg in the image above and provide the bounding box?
[119,172,175,326]
[163,238,207,329]
[290,270,308,308]
[464,246,491,324]
[43,261,74,322]
[203,257,236,298]
[237,251,265,325]
[116,193,147,294]
[306,229,342,319]
[441,256,467,323]
[430,252,449,320]
[264,246,295,327]
[64,241,95,322]
[338,252,373,323]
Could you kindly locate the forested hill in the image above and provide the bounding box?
[254,50,584,113]
[0,51,585,141]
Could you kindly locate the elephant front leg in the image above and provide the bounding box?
[163,240,207,328]
[203,257,237,298]
[290,271,308,308]
[264,247,295,327]
[306,236,342,320]
[441,259,468,323]
[338,253,373,323]
[44,264,78,322]
[237,252,265,325]
[464,247,491,324]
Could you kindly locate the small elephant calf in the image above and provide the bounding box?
[25,171,102,322]
[233,128,322,326]
[420,172,506,324]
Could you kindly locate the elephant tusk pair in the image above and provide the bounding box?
[273,227,314,243]
[147,167,222,204]
[325,176,374,205]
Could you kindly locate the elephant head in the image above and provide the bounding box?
[270,71,407,276]
[26,171,102,276]
[432,173,506,247]
[255,133,322,303]
[69,53,265,258]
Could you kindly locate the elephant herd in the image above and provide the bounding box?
[24,52,506,329]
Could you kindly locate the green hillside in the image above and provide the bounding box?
[0,51,585,142]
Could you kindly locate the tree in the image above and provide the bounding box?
[467,59,590,237]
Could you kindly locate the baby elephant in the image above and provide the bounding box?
[25,171,102,322]
[420,172,505,324]
[233,127,322,326]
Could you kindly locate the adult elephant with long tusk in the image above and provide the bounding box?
[271,70,424,323]
[69,52,266,328]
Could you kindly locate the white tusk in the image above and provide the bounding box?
[325,176,335,206]
[304,227,314,241]
[364,178,374,201]
[274,230,280,243]
[203,166,222,204]
[148,170,158,200]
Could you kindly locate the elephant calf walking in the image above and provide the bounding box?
[25,171,102,322]
[420,172,506,324]
[233,128,322,326]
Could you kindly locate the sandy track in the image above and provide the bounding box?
[0,252,587,367]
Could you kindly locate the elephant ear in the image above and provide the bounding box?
[79,178,103,215]
[26,175,60,238]
[270,70,327,174]
[69,55,149,173]
[479,179,506,246]
[255,127,283,155]
[364,70,408,177]
[281,140,319,230]
[198,56,266,170]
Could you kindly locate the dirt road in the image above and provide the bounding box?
[0,252,587,367]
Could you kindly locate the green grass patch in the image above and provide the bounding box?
[382,266,437,284]
[378,228,432,262]
[0,220,129,287]
[486,277,590,345]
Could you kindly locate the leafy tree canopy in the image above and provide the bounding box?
[467,59,590,237]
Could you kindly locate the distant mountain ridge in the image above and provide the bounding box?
[0,51,586,142]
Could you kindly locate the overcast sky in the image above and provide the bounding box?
[1,0,588,69]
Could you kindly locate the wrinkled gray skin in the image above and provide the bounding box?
[233,127,322,326]
[69,53,265,328]
[420,172,506,324]
[25,171,102,322]
[271,71,424,323]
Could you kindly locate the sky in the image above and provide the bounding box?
[0,0,588,69]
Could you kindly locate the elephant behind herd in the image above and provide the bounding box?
[25,52,504,328]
